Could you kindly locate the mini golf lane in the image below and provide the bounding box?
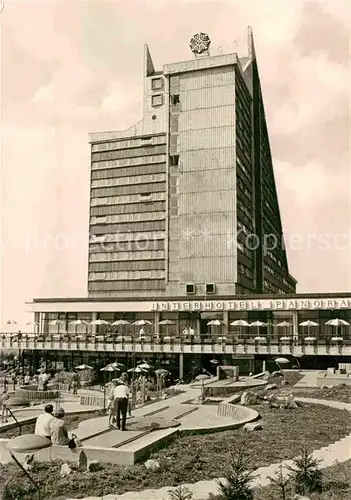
[79,404,199,449]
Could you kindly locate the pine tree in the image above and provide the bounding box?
[216,446,255,500]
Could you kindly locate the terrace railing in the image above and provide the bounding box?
[1,333,351,356]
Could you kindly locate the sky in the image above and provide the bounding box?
[0,0,350,326]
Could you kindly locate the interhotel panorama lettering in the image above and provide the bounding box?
[151,298,351,312]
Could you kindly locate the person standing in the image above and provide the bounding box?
[34,404,55,440]
[1,388,9,423]
[107,380,118,427]
[71,371,79,396]
[112,380,130,431]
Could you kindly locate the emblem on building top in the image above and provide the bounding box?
[189,32,211,56]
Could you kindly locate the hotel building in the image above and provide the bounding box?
[5,29,350,377]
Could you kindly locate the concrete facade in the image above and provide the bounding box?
[87,28,296,299]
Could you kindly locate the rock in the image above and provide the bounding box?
[285,394,299,409]
[60,463,72,477]
[244,422,262,431]
[144,459,161,472]
[23,454,34,472]
[240,391,259,405]
[293,495,311,500]
[86,460,101,472]
[265,383,277,391]
[78,450,88,470]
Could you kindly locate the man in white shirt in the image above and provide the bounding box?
[112,381,130,431]
[34,404,55,440]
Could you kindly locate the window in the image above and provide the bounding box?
[139,193,152,201]
[171,94,180,105]
[152,94,163,107]
[170,155,179,166]
[151,78,163,90]
[206,284,215,294]
[186,283,195,294]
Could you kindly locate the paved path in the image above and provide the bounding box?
[294,370,320,387]
[65,397,351,500]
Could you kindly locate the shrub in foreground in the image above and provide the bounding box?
[215,446,255,500]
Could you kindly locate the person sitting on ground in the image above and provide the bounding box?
[34,403,55,440]
[51,408,69,445]
[112,380,130,431]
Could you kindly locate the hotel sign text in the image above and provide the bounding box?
[151,299,350,312]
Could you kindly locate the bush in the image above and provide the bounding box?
[286,442,323,495]
[216,446,255,500]
[168,485,193,500]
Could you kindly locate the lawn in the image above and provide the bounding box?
[1,401,351,499]
[0,411,104,439]
[287,384,351,403]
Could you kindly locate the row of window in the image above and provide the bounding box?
[91,164,166,182]
[236,97,251,126]
[237,200,252,220]
[90,211,165,225]
[237,220,252,236]
[89,269,166,281]
[90,192,166,207]
[92,145,166,163]
[90,220,166,235]
[236,114,252,144]
[90,231,165,244]
[91,181,166,199]
[91,173,166,189]
[236,95,252,128]
[236,142,251,166]
[88,279,165,291]
[263,279,286,294]
[237,210,253,236]
[238,262,253,278]
[264,264,290,288]
[90,201,166,217]
[236,120,252,153]
[237,178,252,202]
[266,251,283,268]
[91,135,166,153]
[235,69,252,104]
[237,241,253,259]
[89,249,165,260]
[236,156,251,181]
[91,154,167,171]
[89,259,165,272]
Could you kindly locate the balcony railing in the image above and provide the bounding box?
[1,334,351,356]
